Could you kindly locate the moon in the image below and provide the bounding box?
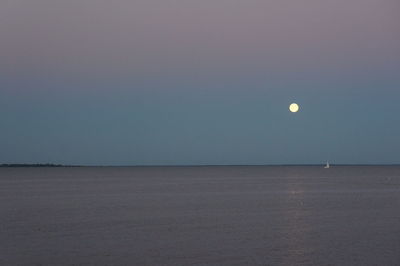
[289,103,299,113]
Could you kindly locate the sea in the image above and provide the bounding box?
[1,166,400,265]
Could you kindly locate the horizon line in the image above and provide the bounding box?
[1,163,400,167]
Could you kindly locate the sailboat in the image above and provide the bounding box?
[324,161,330,169]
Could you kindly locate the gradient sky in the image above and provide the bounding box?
[1,0,399,165]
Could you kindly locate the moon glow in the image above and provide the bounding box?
[289,103,299,113]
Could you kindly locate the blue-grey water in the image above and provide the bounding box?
[1,166,400,265]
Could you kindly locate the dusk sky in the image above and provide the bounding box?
[1,0,399,165]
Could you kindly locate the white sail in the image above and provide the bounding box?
[324,161,330,168]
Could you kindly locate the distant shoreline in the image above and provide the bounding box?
[0,164,79,167]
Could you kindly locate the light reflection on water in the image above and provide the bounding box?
[281,180,311,265]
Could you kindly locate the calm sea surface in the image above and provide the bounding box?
[1,166,400,265]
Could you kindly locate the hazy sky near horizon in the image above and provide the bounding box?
[1,0,400,165]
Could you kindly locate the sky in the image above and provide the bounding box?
[1,0,399,165]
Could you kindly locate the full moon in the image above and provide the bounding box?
[289,103,299,113]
